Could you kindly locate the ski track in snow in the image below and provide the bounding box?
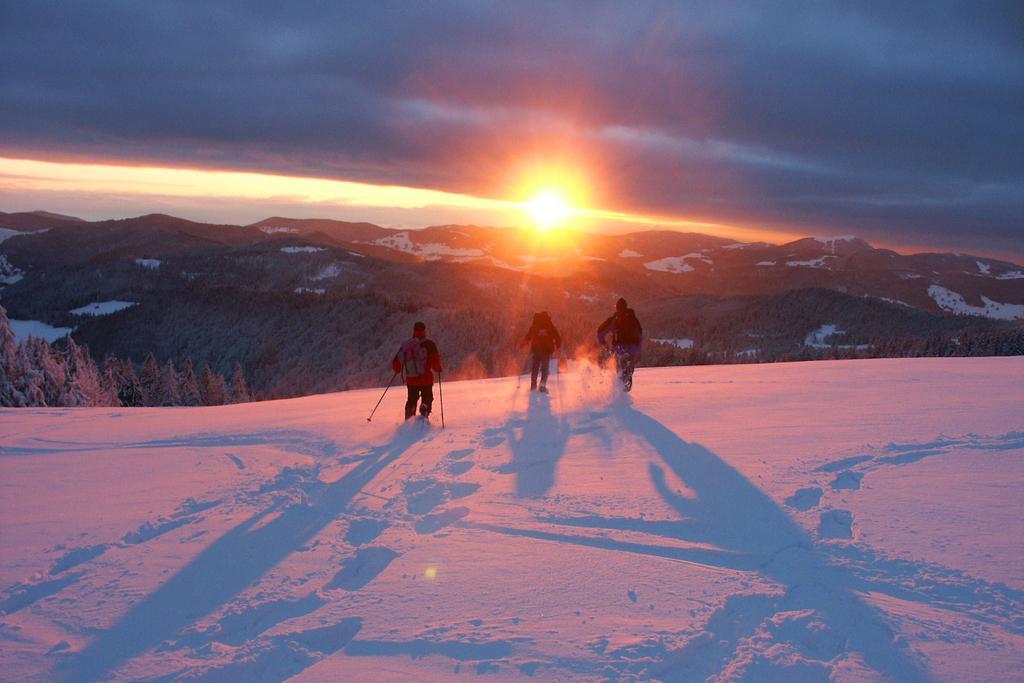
[0,358,1022,681]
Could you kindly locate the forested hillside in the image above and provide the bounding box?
[1,211,1021,401]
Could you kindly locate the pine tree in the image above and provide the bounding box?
[179,358,201,406]
[230,362,251,403]
[157,359,181,407]
[139,353,161,406]
[199,364,226,405]
[117,358,142,407]
[0,305,26,407]
[26,337,67,406]
[64,338,106,406]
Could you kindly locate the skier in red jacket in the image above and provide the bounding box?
[392,321,443,419]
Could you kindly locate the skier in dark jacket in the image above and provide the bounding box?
[521,311,562,392]
[597,298,643,392]
[392,321,443,419]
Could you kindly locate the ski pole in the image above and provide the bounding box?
[438,371,445,429]
[367,371,398,422]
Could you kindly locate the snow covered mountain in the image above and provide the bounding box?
[1,357,1021,681]
[1,211,1021,398]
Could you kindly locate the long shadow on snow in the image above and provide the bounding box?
[504,392,571,499]
[609,403,931,681]
[57,427,428,683]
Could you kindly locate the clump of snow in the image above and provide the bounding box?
[259,226,298,234]
[928,285,1024,320]
[812,235,856,246]
[805,324,842,349]
[0,254,24,285]
[722,242,752,250]
[347,251,365,258]
[618,249,643,258]
[996,270,1024,280]
[9,319,73,342]
[786,256,833,268]
[644,253,712,273]
[517,255,557,265]
[976,261,991,275]
[812,236,857,255]
[310,263,343,280]
[134,258,161,270]
[370,231,483,260]
[0,228,25,243]
[804,324,871,350]
[0,227,48,243]
[281,246,325,254]
[294,287,326,295]
[69,301,137,317]
[757,261,776,267]
[651,338,694,349]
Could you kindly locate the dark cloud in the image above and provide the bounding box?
[1,0,1021,255]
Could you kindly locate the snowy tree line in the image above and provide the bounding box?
[0,306,251,408]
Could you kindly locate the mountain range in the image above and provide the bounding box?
[1,210,1021,397]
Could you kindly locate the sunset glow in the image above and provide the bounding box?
[524,189,572,231]
[0,155,803,245]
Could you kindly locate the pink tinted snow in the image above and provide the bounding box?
[0,357,1021,681]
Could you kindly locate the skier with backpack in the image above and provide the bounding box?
[597,298,643,392]
[391,321,444,420]
[521,311,562,393]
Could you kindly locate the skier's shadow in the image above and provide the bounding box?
[608,404,931,682]
[504,392,571,499]
[57,427,428,683]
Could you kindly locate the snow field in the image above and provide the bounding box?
[0,357,1022,681]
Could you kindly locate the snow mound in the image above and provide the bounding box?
[0,228,48,243]
[651,338,694,349]
[281,246,325,254]
[644,253,712,273]
[0,254,23,285]
[8,319,73,342]
[928,285,1024,320]
[786,256,834,268]
[69,301,137,316]
[805,324,841,349]
[134,258,160,270]
[370,232,484,260]
[618,249,643,258]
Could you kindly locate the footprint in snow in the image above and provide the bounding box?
[326,547,400,590]
[819,509,854,539]
[415,507,470,534]
[830,471,863,490]
[784,487,823,511]
[445,460,474,476]
[345,518,388,546]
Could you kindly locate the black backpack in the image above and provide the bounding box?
[615,309,642,345]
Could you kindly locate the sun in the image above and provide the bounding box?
[525,189,572,231]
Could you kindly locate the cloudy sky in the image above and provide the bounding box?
[1,1,1021,258]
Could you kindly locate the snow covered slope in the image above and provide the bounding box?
[1,358,1022,681]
